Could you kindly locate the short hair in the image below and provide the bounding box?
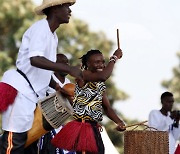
[80,49,102,70]
[161,91,173,102]
[56,53,68,63]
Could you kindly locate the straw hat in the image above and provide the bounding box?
[35,0,76,15]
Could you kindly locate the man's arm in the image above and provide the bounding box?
[49,76,61,91]
[30,56,82,80]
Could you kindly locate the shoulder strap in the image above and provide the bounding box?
[17,69,39,98]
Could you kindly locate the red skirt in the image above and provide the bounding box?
[0,82,17,112]
[51,120,104,153]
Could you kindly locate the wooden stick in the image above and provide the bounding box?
[82,119,86,154]
[117,29,120,49]
[124,120,148,129]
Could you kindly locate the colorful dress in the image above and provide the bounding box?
[73,81,106,122]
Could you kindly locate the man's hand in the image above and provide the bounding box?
[171,110,180,120]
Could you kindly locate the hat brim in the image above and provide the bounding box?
[35,0,76,15]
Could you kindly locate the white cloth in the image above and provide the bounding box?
[2,93,36,132]
[1,69,38,103]
[148,110,180,154]
[1,18,58,132]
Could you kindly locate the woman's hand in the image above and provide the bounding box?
[116,121,126,131]
[113,48,123,59]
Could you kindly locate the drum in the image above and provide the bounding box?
[25,106,48,147]
[124,130,169,154]
[25,92,74,147]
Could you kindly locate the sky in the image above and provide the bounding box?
[34,0,180,121]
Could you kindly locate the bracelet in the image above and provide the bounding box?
[112,55,118,60]
[109,58,116,63]
[110,55,118,63]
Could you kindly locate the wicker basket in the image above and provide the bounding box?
[124,130,169,154]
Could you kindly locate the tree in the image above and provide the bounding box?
[161,52,180,103]
[0,52,13,78]
[0,0,37,63]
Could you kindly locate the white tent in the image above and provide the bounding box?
[101,127,120,154]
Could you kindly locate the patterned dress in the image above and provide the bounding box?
[73,81,106,122]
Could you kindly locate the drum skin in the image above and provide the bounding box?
[63,83,75,96]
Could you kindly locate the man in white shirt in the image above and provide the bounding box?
[38,53,75,154]
[0,0,81,153]
[148,92,180,154]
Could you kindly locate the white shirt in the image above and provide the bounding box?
[16,18,58,97]
[148,110,180,154]
[47,74,70,94]
[1,19,58,132]
[2,19,58,101]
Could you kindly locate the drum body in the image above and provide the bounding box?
[25,92,73,147]
[124,130,169,154]
[25,106,48,147]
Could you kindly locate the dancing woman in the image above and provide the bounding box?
[52,49,126,154]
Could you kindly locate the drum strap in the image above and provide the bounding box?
[16,68,39,98]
